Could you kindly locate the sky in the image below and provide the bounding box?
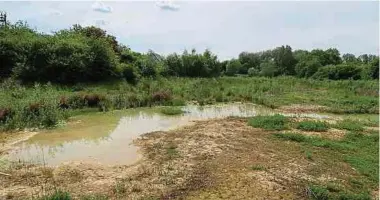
[0,1,378,60]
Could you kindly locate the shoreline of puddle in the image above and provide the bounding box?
[1,103,334,167]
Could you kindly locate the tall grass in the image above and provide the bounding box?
[0,77,378,131]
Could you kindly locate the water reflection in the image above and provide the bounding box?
[4,103,330,166]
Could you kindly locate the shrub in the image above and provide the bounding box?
[0,107,12,123]
[247,67,260,77]
[120,63,139,84]
[295,56,322,78]
[152,91,172,103]
[248,114,288,130]
[312,64,362,80]
[84,94,104,107]
[296,120,329,132]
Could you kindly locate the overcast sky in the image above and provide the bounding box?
[0,1,378,60]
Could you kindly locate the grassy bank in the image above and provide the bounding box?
[0,76,378,131]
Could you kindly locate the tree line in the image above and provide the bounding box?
[0,21,378,84]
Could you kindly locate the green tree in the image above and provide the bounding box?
[259,61,278,77]
[295,56,322,78]
[225,59,241,76]
[272,45,296,75]
[342,53,357,63]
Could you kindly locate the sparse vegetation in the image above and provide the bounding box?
[38,190,71,200]
[250,165,266,171]
[335,119,365,131]
[160,107,184,115]
[309,184,371,200]
[248,114,288,130]
[274,131,379,184]
[296,120,329,132]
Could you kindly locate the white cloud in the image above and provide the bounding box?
[156,0,179,11]
[92,1,112,13]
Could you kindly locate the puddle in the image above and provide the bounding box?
[3,103,331,166]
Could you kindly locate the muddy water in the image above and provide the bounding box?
[3,103,330,166]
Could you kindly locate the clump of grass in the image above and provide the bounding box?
[335,119,364,131]
[250,164,266,171]
[273,132,308,142]
[160,107,184,115]
[38,190,71,200]
[308,184,371,200]
[305,150,313,161]
[166,143,179,159]
[296,120,329,132]
[248,114,288,130]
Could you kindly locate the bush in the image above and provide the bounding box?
[296,120,329,132]
[247,67,260,77]
[152,91,172,103]
[120,63,139,84]
[312,64,362,80]
[295,56,322,78]
[248,114,288,130]
[225,59,241,76]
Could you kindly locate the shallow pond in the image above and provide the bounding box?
[3,103,332,166]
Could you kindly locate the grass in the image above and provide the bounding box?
[274,131,379,184]
[166,143,179,159]
[38,190,71,200]
[160,107,184,115]
[248,114,288,130]
[309,184,371,200]
[250,165,266,171]
[335,119,365,131]
[296,120,329,132]
[305,150,313,161]
[0,77,378,131]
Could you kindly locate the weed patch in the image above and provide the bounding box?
[335,119,365,131]
[296,120,329,132]
[160,107,184,115]
[250,165,266,171]
[248,114,288,130]
[308,185,371,200]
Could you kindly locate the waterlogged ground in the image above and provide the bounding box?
[2,103,275,166]
[0,103,378,199]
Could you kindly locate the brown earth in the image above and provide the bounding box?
[0,118,375,199]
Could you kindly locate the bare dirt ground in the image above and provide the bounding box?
[0,118,376,200]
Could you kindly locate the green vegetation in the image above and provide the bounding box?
[160,107,184,115]
[309,185,371,200]
[0,77,378,131]
[305,150,313,161]
[274,131,379,184]
[250,165,266,171]
[0,20,378,131]
[248,114,288,130]
[335,119,365,132]
[38,190,71,200]
[296,121,329,132]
